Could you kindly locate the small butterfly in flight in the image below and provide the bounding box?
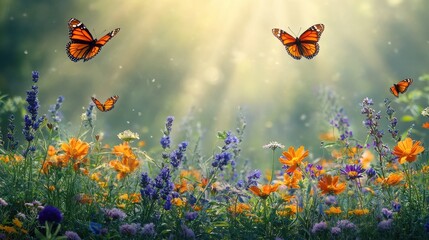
[272,24,325,60]
[389,78,413,97]
[91,95,119,112]
[66,18,120,62]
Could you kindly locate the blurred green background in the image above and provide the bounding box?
[1,0,428,168]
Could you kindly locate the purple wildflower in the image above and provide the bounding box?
[336,220,356,230]
[384,98,400,141]
[22,71,45,156]
[361,97,393,161]
[64,231,81,240]
[160,136,171,150]
[6,115,18,151]
[378,219,393,230]
[331,227,341,236]
[160,116,174,150]
[38,205,63,225]
[366,168,376,179]
[119,223,141,236]
[89,222,103,235]
[104,208,127,221]
[340,164,365,180]
[141,167,177,210]
[181,224,196,239]
[392,201,401,212]
[49,96,64,124]
[32,71,39,82]
[185,211,198,221]
[141,223,156,237]
[311,221,328,234]
[246,169,261,188]
[381,208,393,219]
[169,141,188,168]
[324,195,337,206]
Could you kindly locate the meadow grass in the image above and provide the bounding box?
[0,71,429,239]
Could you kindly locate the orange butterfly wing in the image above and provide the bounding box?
[91,95,119,112]
[390,78,413,97]
[272,24,324,60]
[66,18,120,62]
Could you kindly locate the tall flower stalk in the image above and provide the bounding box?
[23,71,45,200]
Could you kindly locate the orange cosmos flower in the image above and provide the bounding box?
[324,206,342,215]
[171,197,186,207]
[228,203,251,215]
[109,155,140,180]
[61,138,90,171]
[423,122,429,129]
[175,179,194,193]
[62,138,89,160]
[359,149,374,169]
[318,175,346,195]
[279,146,309,173]
[392,137,424,164]
[112,142,134,158]
[348,208,369,216]
[282,170,302,189]
[277,204,301,217]
[376,172,403,186]
[249,184,279,199]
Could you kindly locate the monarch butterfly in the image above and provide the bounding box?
[272,24,325,60]
[91,95,119,112]
[390,78,413,97]
[66,18,120,62]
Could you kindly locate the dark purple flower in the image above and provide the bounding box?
[392,201,401,212]
[181,224,196,239]
[141,223,156,237]
[324,195,337,206]
[185,211,198,221]
[49,96,64,124]
[331,227,341,236]
[169,141,188,168]
[366,168,376,178]
[104,208,127,220]
[381,208,393,219]
[89,222,102,235]
[32,71,39,82]
[377,219,393,230]
[246,169,261,187]
[160,136,171,149]
[311,221,328,234]
[119,223,141,236]
[38,205,63,225]
[336,220,356,230]
[65,231,81,240]
[6,115,18,151]
[340,164,365,180]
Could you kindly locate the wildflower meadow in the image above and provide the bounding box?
[1,71,429,240]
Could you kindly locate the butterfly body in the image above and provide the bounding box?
[91,95,119,112]
[66,18,120,62]
[272,24,324,60]
[390,78,413,97]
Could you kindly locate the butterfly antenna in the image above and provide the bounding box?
[288,26,298,37]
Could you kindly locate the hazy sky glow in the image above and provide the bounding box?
[1,0,428,167]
